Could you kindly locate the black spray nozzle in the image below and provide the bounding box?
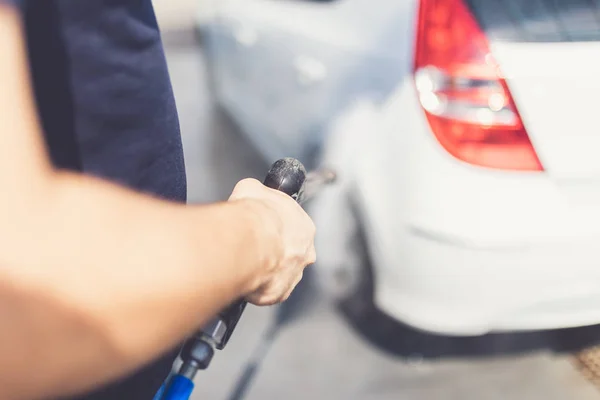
[204,158,309,351]
[263,157,307,201]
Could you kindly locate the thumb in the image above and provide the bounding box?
[229,178,263,201]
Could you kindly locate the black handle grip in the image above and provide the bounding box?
[209,158,307,350]
[262,157,307,200]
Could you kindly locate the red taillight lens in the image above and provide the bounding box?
[413,0,543,171]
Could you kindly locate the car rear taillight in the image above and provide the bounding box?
[413,0,543,171]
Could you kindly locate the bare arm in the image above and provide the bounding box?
[0,7,314,400]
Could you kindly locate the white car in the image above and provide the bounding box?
[197,0,600,338]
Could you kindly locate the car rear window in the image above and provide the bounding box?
[465,0,600,42]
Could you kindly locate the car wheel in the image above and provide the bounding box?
[311,187,375,320]
[336,199,375,321]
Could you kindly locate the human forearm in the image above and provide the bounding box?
[0,171,273,399]
[0,7,311,399]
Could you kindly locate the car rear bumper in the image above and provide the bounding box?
[373,225,600,335]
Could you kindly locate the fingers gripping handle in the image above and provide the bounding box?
[205,158,307,350]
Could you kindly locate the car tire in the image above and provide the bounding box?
[311,186,376,321]
[336,198,376,321]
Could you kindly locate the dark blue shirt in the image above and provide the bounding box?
[4,0,186,398]
[23,0,187,201]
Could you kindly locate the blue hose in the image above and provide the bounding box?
[155,375,195,400]
[152,382,167,400]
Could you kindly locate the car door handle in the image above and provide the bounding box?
[294,55,327,86]
[231,24,258,47]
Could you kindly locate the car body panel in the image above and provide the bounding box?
[201,0,408,165]
[206,0,266,132]
[493,41,600,180]
[198,0,600,335]
[196,0,219,25]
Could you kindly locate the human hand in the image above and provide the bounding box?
[229,178,316,306]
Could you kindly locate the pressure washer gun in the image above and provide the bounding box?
[155,158,336,400]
